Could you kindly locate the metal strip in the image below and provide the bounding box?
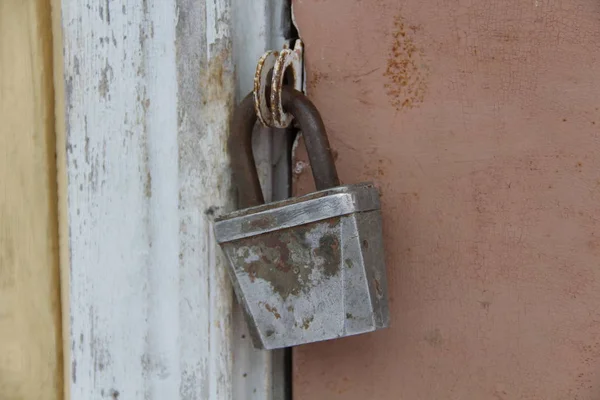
[231,1,290,399]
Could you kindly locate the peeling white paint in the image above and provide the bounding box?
[63,0,290,398]
[62,0,236,398]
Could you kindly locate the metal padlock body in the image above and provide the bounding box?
[215,87,389,350]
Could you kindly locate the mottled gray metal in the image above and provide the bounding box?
[214,182,380,242]
[215,183,390,350]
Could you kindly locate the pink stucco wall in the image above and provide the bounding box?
[292,0,600,398]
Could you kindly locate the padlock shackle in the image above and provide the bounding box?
[230,92,263,209]
[230,86,340,209]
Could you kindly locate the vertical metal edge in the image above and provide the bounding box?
[270,126,292,400]
[231,0,291,398]
[278,4,301,399]
[272,3,299,399]
[269,3,294,398]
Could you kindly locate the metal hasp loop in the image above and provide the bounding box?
[254,40,304,128]
[230,86,340,209]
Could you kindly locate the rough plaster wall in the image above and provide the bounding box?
[292,0,600,398]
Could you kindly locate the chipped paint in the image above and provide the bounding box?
[63,0,292,398]
[63,0,235,398]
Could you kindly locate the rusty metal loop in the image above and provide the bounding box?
[253,51,278,127]
[253,40,303,129]
[270,45,303,127]
[230,86,339,209]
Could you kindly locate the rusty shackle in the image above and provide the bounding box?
[230,86,340,208]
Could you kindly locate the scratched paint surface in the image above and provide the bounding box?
[62,1,234,398]
[293,0,600,398]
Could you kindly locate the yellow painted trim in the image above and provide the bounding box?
[50,0,70,398]
[0,0,63,399]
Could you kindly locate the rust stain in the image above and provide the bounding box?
[197,44,233,114]
[307,69,330,90]
[242,215,275,231]
[373,278,382,297]
[231,218,342,300]
[314,233,341,278]
[301,316,314,330]
[269,41,304,128]
[245,262,258,283]
[264,303,281,319]
[363,158,391,182]
[384,15,428,110]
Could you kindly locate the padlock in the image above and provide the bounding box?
[214,86,389,349]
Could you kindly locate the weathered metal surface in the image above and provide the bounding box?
[229,92,265,208]
[220,87,388,349]
[217,184,389,349]
[215,183,381,241]
[293,0,600,399]
[254,51,279,127]
[254,40,304,128]
[270,40,304,128]
[223,91,388,350]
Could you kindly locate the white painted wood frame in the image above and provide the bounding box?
[60,0,288,398]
